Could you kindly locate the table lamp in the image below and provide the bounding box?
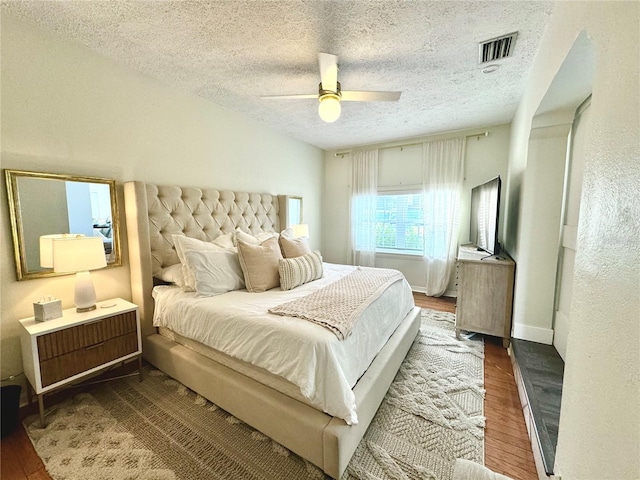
[39,234,73,268]
[44,235,107,312]
[292,224,310,239]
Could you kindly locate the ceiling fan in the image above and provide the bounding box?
[263,52,402,123]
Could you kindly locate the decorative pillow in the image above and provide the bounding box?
[279,251,323,291]
[279,235,312,258]
[172,234,235,291]
[234,229,277,246]
[155,263,185,286]
[237,237,283,292]
[184,249,245,297]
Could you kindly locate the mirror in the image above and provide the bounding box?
[278,195,303,229]
[286,196,303,227]
[4,169,121,280]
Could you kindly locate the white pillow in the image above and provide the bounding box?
[212,232,235,250]
[280,227,295,239]
[279,251,323,291]
[155,263,185,286]
[234,229,277,246]
[184,249,245,297]
[172,235,235,291]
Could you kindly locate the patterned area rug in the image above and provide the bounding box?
[25,309,484,480]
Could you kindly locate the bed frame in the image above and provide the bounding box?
[124,181,421,478]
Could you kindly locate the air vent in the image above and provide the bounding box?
[479,32,517,63]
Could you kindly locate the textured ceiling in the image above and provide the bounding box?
[2,1,554,150]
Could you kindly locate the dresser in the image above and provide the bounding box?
[19,298,141,427]
[456,245,515,347]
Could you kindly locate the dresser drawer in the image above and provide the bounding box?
[39,331,138,387]
[36,311,137,361]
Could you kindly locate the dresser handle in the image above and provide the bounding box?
[85,342,105,350]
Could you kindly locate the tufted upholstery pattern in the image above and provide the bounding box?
[146,184,280,276]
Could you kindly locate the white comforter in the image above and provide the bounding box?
[152,263,414,425]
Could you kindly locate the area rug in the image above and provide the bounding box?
[24,308,485,480]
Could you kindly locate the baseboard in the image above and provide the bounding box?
[410,285,457,298]
[512,322,554,345]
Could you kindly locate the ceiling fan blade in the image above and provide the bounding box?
[341,90,402,102]
[318,52,338,92]
[262,94,318,99]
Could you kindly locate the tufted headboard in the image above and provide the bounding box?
[124,181,284,341]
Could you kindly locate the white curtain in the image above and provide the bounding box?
[348,149,378,267]
[422,137,465,296]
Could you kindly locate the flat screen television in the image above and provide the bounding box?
[469,175,501,255]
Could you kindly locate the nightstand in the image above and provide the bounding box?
[19,298,142,427]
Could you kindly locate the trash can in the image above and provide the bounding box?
[1,385,22,438]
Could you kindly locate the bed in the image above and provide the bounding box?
[124,181,421,478]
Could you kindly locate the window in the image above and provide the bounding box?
[375,191,424,254]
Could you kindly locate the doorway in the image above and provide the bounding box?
[553,97,591,360]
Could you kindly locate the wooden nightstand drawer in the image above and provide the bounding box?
[36,311,137,361]
[20,298,142,428]
[39,331,138,387]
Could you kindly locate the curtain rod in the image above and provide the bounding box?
[334,131,489,157]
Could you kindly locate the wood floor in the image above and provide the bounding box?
[1,294,538,480]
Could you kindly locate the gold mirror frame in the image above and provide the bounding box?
[4,169,122,280]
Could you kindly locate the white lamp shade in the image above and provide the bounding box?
[292,224,310,238]
[52,236,107,273]
[318,96,341,123]
[40,234,71,268]
[40,235,56,268]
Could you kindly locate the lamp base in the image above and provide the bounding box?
[74,271,97,312]
[76,305,97,313]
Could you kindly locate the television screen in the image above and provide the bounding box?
[469,176,501,254]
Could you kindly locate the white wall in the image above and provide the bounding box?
[323,124,511,295]
[0,14,324,389]
[505,2,639,478]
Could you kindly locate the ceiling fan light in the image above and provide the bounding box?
[318,95,341,123]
